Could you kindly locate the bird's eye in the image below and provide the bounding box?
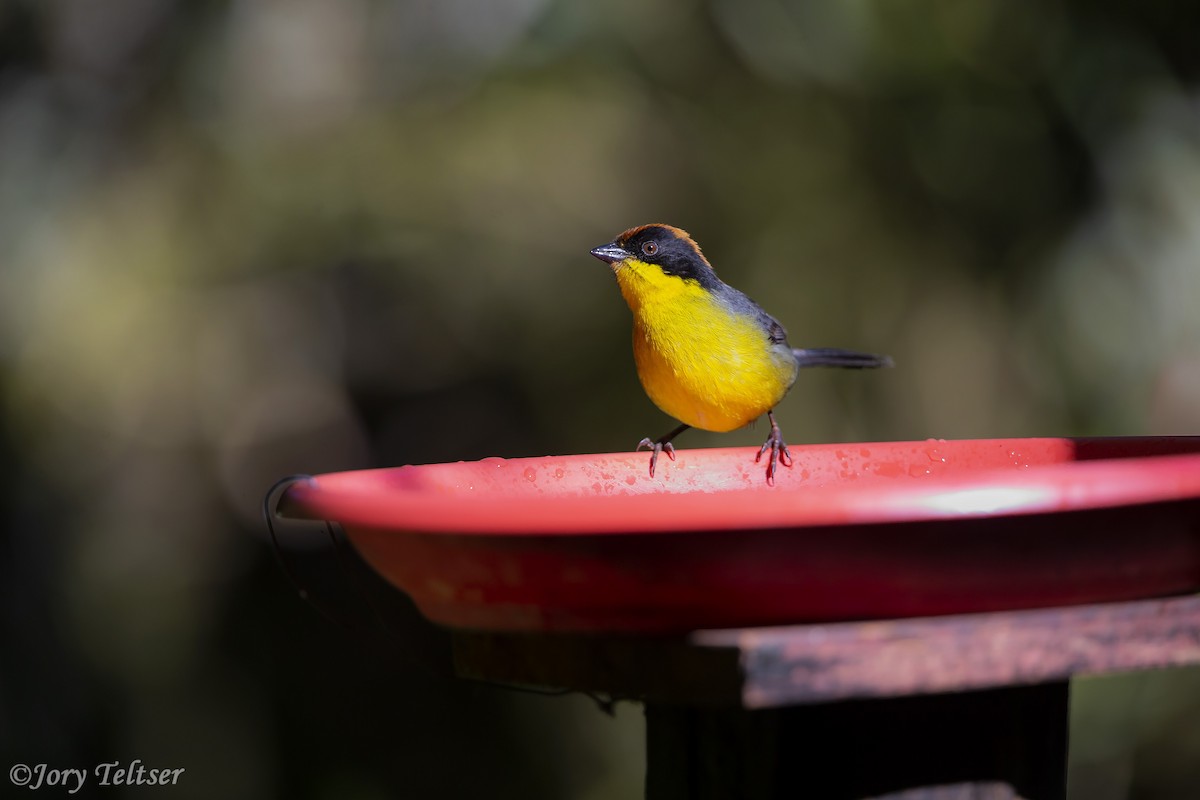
[641,241,658,256]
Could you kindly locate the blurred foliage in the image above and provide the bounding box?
[1,0,1199,797]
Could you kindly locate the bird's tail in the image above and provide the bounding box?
[792,347,894,369]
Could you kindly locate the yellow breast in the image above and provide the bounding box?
[615,262,797,432]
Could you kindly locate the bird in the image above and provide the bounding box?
[590,224,892,485]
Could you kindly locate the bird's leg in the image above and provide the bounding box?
[755,410,793,486]
[637,423,691,478]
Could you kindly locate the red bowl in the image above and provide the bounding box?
[276,437,1200,633]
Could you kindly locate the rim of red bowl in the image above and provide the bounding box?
[277,437,1200,536]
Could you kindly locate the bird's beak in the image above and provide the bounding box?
[589,242,630,264]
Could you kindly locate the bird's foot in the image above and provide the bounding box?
[754,411,792,486]
[637,437,676,478]
[635,423,690,479]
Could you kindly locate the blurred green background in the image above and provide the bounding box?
[2,0,1199,797]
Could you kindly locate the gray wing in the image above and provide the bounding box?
[715,284,790,345]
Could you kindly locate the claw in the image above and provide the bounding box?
[754,410,792,486]
[637,438,676,477]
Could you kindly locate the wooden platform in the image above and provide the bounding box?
[452,594,1200,799]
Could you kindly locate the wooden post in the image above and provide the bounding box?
[645,683,1068,799]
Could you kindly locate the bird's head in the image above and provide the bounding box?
[590,224,719,290]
